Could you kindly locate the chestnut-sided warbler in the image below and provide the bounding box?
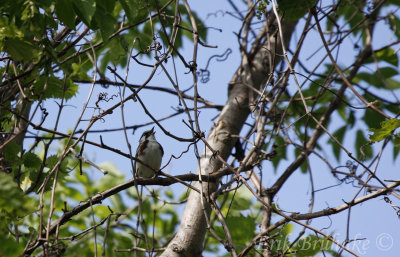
[134,127,164,178]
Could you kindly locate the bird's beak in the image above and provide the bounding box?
[151,126,155,134]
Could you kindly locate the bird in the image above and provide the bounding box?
[134,127,164,178]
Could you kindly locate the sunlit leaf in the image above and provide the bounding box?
[229,187,253,211]
[369,118,400,143]
[20,174,33,192]
[0,173,35,217]
[366,47,399,66]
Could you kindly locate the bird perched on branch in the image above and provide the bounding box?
[134,127,164,178]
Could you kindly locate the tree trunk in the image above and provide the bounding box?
[161,13,297,257]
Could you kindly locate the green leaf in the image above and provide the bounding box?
[341,2,364,35]
[99,36,130,72]
[33,76,78,99]
[46,154,70,172]
[0,16,24,41]
[73,0,96,25]
[36,0,55,12]
[355,72,381,87]
[394,134,400,146]
[214,214,255,250]
[366,47,399,66]
[348,110,355,128]
[229,187,253,211]
[70,62,92,80]
[269,224,293,254]
[388,13,400,39]
[0,173,35,217]
[355,67,399,89]
[256,0,268,20]
[45,154,60,168]
[23,152,42,168]
[0,236,24,257]
[56,0,76,29]
[355,130,372,160]
[21,1,36,21]
[165,189,174,199]
[272,136,286,169]
[60,185,82,201]
[386,78,400,89]
[97,0,115,11]
[92,6,116,41]
[394,144,400,161]
[119,0,139,23]
[330,125,347,161]
[337,101,347,121]
[20,174,33,192]
[379,66,399,78]
[277,0,317,21]
[369,118,400,143]
[3,38,40,62]
[362,108,385,130]
[4,141,20,163]
[98,162,124,190]
[227,215,255,243]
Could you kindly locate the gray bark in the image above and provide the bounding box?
[161,14,297,257]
